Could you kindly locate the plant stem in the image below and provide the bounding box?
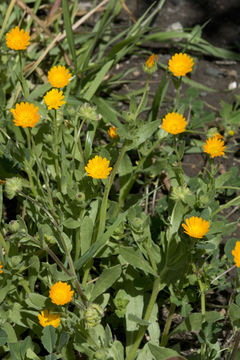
[126,277,161,360]
[230,331,240,360]
[53,110,61,188]
[134,74,151,120]
[18,191,87,307]
[160,302,176,347]
[211,265,236,284]
[72,118,86,164]
[211,195,240,218]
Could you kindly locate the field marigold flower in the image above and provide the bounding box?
[38,309,61,328]
[161,112,187,135]
[49,281,74,305]
[232,241,240,267]
[203,135,226,158]
[108,126,118,139]
[10,102,40,128]
[85,155,112,179]
[48,65,72,88]
[0,261,3,274]
[182,216,210,239]
[6,26,30,50]
[168,53,194,77]
[44,89,66,110]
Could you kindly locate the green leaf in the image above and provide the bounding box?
[41,326,57,353]
[171,311,224,335]
[62,0,77,68]
[84,60,114,101]
[169,200,185,237]
[57,331,69,352]
[128,314,150,326]
[9,336,33,360]
[63,217,81,229]
[119,247,156,276]
[149,343,186,360]
[90,264,122,302]
[229,303,240,327]
[26,293,47,310]
[0,329,7,346]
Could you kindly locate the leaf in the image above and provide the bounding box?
[169,200,185,238]
[57,331,69,352]
[84,60,114,101]
[90,264,122,302]
[171,311,224,335]
[0,329,7,346]
[63,217,81,229]
[128,314,150,326]
[149,343,186,360]
[119,247,156,276]
[229,303,240,327]
[41,326,57,353]
[26,293,47,310]
[62,0,77,68]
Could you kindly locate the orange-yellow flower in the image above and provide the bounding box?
[6,26,30,50]
[232,241,240,267]
[48,66,72,88]
[145,54,158,68]
[108,126,118,139]
[10,102,40,128]
[49,281,74,305]
[161,112,187,135]
[168,53,194,77]
[203,135,226,158]
[85,155,112,179]
[38,309,61,328]
[44,89,66,110]
[0,261,3,274]
[182,216,210,239]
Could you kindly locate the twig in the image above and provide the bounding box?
[119,0,136,23]
[211,265,236,284]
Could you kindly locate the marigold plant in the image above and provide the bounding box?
[44,89,66,110]
[168,53,194,77]
[49,281,74,305]
[182,216,210,239]
[161,112,187,135]
[6,26,30,50]
[38,309,61,328]
[85,155,112,179]
[203,135,226,158]
[48,65,72,88]
[10,102,40,128]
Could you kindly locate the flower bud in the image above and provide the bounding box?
[78,103,101,122]
[5,177,23,199]
[8,220,20,233]
[76,192,85,204]
[44,234,56,245]
[143,54,158,74]
[170,184,191,203]
[85,304,103,328]
[94,349,106,359]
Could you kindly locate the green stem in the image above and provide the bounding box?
[173,137,184,186]
[160,303,176,347]
[18,191,87,307]
[211,194,240,218]
[135,75,151,119]
[126,277,161,360]
[53,110,61,187]
[82,144,127,286]
[172,77,182,112]
[72,118,86,164]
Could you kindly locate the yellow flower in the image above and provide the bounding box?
[168,53,194,77]
[203,135,226,158]
[48,65,72,88]
[10,102,40,128]
[44,89,66,110]
[38,309,61,328]
[85,155,112,179]
[182,216,210,239]
[6,26,30,50]
[232,241,240,267]
[49,281,74,305]
[0,261,3,274]
[108,126,118,139]
[161,112,187,135]
[143,54,158,74]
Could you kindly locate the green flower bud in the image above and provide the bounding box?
[114,290,129,318]
[76,192,85,204]
[44,234,56,245]
[5,177,23,199]
[85,304,103,328]
[8,220,20,233]
[94,349,106,359]
[78,103,101,122]
[170,184,191,203]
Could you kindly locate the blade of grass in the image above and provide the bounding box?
[62,0,77,69]
[0,0,16,43]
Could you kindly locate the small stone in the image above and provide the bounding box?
[228,81,237,90]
